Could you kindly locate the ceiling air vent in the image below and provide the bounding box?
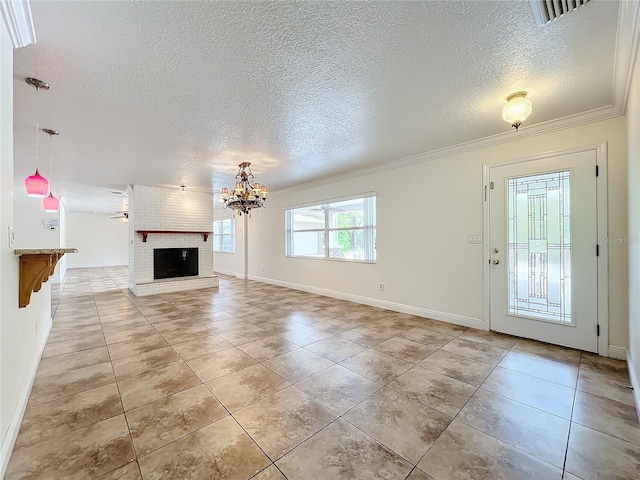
[530,0,591,27]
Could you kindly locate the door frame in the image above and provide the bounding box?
[482,143,609,356]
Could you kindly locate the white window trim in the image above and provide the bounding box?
[285,194,376,263]
[213,218,235,253]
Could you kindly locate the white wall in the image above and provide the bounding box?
[66,212,128,268]
[213,208,247,278]
[627,47,640,414]
[249,116,629,351]
[0,20,52,475]
[13,192,66,281]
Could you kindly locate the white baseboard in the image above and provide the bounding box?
[608,345,628,360]
[214,269,246,280]
[627,350,640,423]
[0,317,52,477]
[247,275,485,329]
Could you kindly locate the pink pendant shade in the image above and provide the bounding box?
[42,192,59,212]
[25,168,49,197]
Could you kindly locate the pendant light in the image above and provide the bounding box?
[24,78,50,197]
[42,128,60,213]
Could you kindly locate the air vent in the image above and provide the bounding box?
[530,0,590,27]
[110,191,123,195]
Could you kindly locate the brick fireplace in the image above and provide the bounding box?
[127,184,219,296]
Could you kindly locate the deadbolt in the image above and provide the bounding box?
[492,247,499,254]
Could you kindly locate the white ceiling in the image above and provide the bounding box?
[12,0,622,213]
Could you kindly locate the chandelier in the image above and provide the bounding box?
[220,162,268,216]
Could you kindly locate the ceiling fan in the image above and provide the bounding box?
[110,211,129,221]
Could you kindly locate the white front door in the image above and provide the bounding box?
[489,150,599,352]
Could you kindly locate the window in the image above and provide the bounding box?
[213,218,234,253]
[286,195,376,262]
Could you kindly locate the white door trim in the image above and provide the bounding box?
[482,142,609,356]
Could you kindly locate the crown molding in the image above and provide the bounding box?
[0,0,36,48]
[612,0,640,113]
[273,103,623,195]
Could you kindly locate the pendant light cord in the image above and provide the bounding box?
[49,130,53,181]
[35,86,39,169]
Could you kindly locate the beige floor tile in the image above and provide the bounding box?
[186,347,257,382]
[577,354,635,406]
[458,328,518,349]
[118,361,201,411]
[418,319,468,336]
[137,415,270,480]
[126,385,227,455]
[233,386,336,460]
[344,387,451,463]
[201,316,253,333]
[442,337,508,365]
[29,361,116,405]
[387,367,476,417]
[206,364,290,412]
[252,465,286,480]
[340,349,412,384]
[457,389,570,467]
[6,414,135,480]
[48,323,104,343]
[159,323,218,345]
[276,418,413,479]
[36,345,110,378]
[565,423,640,480]
[499,350,579,388]
[237,335,299,361]
[513,338,582,366]
[95,461,142,479]
[170,334,233,360]
[277,324,334,346]
[103,324,158,345]
[418,420,562,480]
[107,334,170,361]
[15,383,122,450]
[339,326,396,347]
[406,468,435,480]
[372,337,438,363]
[418,349,495,387]
[399,327,457,348]
[296,364,381,415]
[481,366,575,419]
[305,336,367,363]
[572,390,640,445]
[111,346,182,380]
[263,348,334,382]
[218,324,273,345]
[42,334,106,358]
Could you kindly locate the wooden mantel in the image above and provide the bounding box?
[14,248,78,308]
[136,230,212,243]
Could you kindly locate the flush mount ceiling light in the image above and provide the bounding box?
[502,91,532,131]
[24,77,50,197]
[220,162,268,216]
[42,128,60,213]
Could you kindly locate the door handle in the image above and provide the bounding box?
[492,259,500,265]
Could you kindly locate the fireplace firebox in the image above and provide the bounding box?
[154,248,198,280]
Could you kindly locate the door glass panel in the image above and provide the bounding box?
[507,171,571,323]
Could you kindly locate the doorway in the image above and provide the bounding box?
[487,148,604,353]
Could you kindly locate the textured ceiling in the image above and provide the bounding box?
[13,0,620,213]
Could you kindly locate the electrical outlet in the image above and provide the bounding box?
[378,283,384,291]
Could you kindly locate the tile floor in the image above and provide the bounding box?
[5,266,640,480]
